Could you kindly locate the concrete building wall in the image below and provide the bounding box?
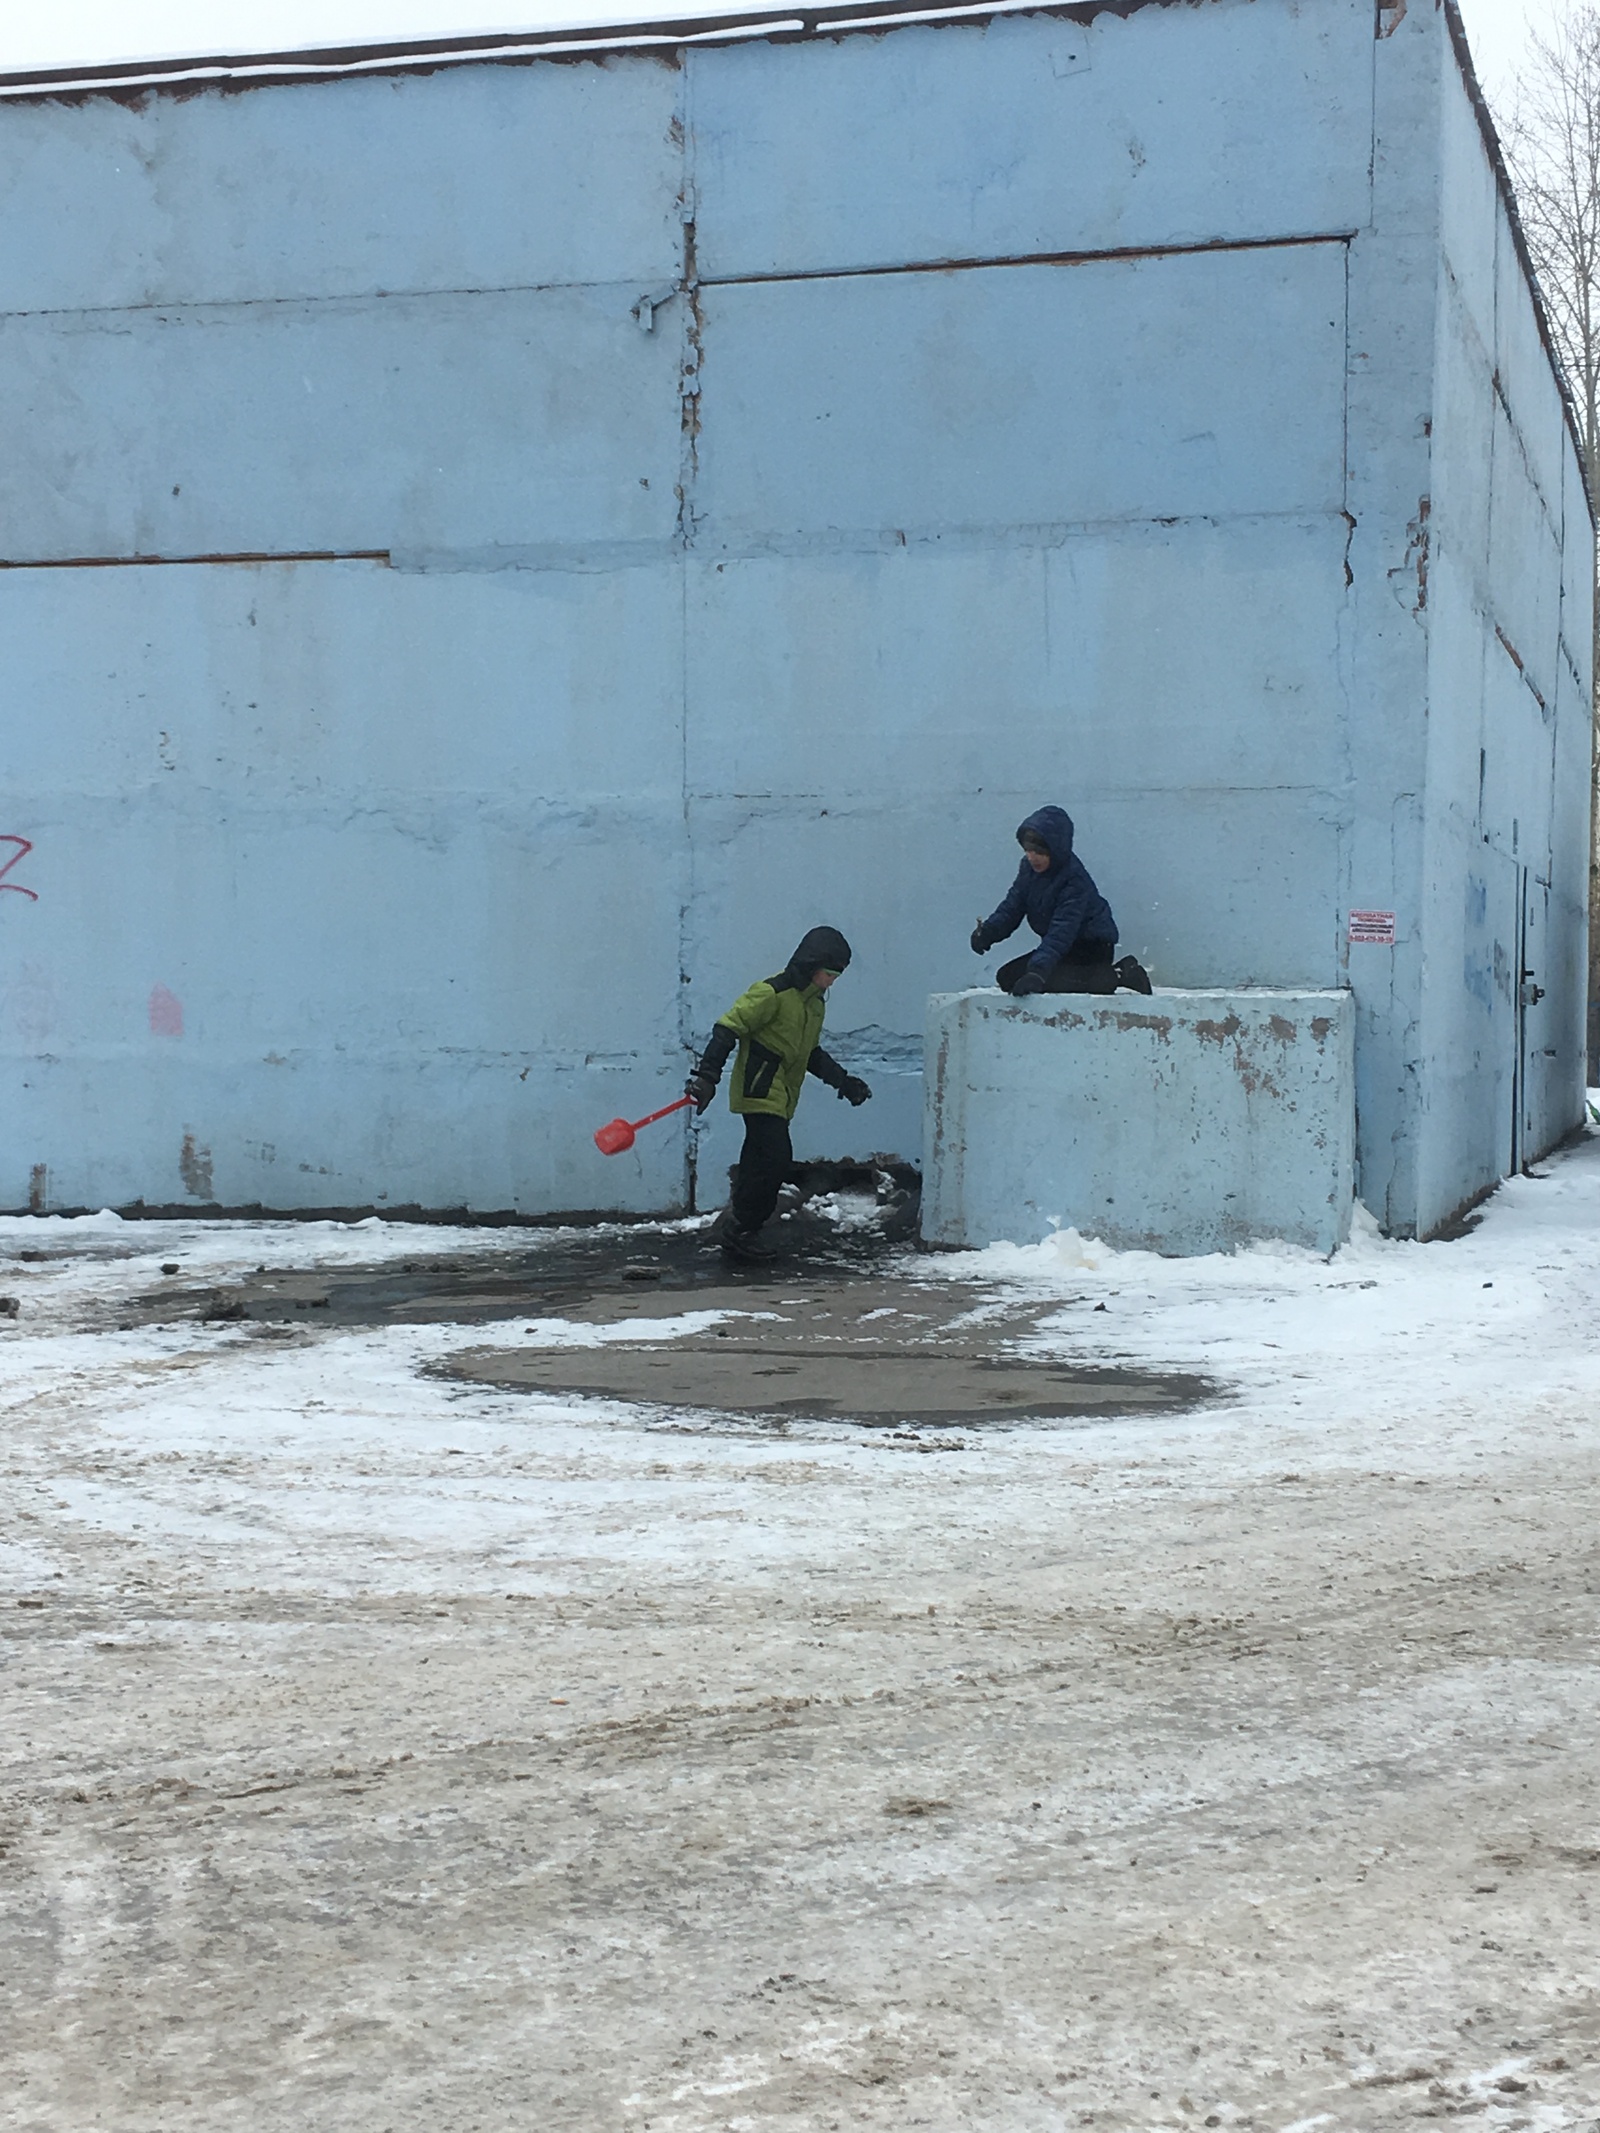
[0,57,694,1216]
[1415,27,1594,1233]
[1338,5,1443,1236]
[0,0,1587,1229]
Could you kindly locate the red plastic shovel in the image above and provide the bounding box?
[593,1094,696,1156]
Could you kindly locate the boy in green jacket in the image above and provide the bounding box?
[686,925,871,1262]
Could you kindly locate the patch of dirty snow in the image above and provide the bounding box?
[806,1192,883,1232]
[910,1130,1600,1465]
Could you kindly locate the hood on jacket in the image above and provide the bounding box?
[1016,805,1075,873]
[775,925,852,991]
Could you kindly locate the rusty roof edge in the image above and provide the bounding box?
[1439,0,1595,522]
[0,0,1207,97]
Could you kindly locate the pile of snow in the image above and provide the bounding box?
[804,1191,883,1232]
[916,1131,1600,1450]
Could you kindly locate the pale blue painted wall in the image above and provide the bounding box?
[1416,28,1594,1230]
[0,0,1588,1229]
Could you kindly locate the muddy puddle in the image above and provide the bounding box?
[430,1274,1217,1435]
[84,1184,1218,1432]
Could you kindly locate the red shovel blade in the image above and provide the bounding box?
[593,1093,696,1157]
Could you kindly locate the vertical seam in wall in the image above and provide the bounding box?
[1346,10,1380,1215]
[1489,164,1504,1174]
[677,55,696,1212]
[1339,230,1355,914]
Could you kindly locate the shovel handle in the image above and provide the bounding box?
[629,1094,697,1132]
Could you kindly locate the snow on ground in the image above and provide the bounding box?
[921,1154,1599,1465]
[4,1143,1600,2130]
[0,1205,715,1333]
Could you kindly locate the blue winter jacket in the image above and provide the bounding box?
[980,805,1117,977]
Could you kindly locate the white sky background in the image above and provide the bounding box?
[0,0,1568,102]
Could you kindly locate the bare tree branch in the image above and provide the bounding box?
[1502,5,1600,500]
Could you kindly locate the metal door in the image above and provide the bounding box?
[1515,870,1563,1166]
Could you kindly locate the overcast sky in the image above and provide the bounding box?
[0,0,1565,107]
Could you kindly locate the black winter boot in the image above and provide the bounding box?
[710,1209,779,1263]
[1113,955,1153,995]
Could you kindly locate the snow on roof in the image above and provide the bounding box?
[0,0,1122,100]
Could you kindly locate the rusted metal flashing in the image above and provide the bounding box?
[1439,0,1595,519]
[0,0,1228,102]
[1494,622,1549,712]
[700,229,1355,289]
[0,548,390,570]
[1386,494,1430,617]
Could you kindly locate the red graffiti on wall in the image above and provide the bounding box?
[0,837,37,901]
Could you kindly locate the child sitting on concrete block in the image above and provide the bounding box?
[971,805,1151,996]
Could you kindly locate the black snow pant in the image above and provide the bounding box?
[730,1114,793,1233]
[996,938,1119,996]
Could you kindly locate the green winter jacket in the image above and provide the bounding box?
[716,977,829,1120]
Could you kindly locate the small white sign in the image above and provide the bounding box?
[1349,909,1397,946]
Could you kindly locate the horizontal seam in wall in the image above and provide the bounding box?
[0,277,671,326]
[0,233,1353,325]
[0,550,390,571]
[698,229,1356,288]
[0,513,1377,574]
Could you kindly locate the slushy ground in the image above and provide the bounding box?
[3,1139,1600,2131]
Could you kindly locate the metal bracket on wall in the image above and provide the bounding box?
[632,289,680,334]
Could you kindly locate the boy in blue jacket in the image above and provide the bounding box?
[971,806,1152,996]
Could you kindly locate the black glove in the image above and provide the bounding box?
[970,919,992,954]
[687,1025,735,1112]
[837,1074,871,1107]
[1012,968,1050,997]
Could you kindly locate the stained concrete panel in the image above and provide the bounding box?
[1432,271,1494,590]
[684,519,1348,805]
[1478,621,1556,872]
[694,245,1348,547]
[1484,397,1562,716]
[1081,791,1344,990]
[1412,833,1516,1231]
[5,1049,692,1218]
[0,284,681,561]
[1439,49,1501,366]
[4,556,686,801]
[691,0,1373,280]
[0,557,689,1216]
[0,61,685,312]
[923,987,1354,1255]
[1493,202,1570,549]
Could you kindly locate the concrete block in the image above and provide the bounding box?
[922,988,1354,1256]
